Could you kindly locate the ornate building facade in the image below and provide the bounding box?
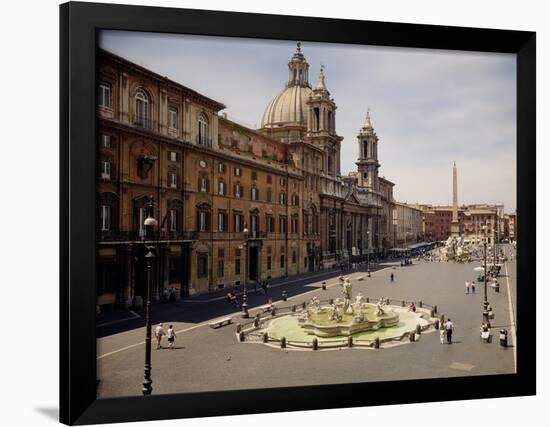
[96,44,397,307]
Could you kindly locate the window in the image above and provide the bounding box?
[138,207,148,237]
[101,134,111,148]
[198,211,210,231]
[279,216,287,233]
[101,161,111,180]
[234,213,243,232]
[199,176,208,192]
[169,107,178,129]
[279,192,286,205]
[218,211,227,232]
[267,175,272,184]
[169,209,178,231]
[250,214,259,236]
[266,215,274,233]
[100,205,111,231]
[251,171,257,181]
[235,258,241,275]
[292,193,299,206]
[168,151,178,162]
[280,177,286,186]
[218,180,225,196]
[267,188,273,203]
[197,254,208,278]
[291,216,298,234]
[135,90,149,128]
[234,183,242,198]
[99,82,112,108]
[169,173,178,188]
[292,250,297,264]
[198,113,209,145]
[267,256,272,270]
[235,167,241,177]
[251,187,259,201]
[218,163,226,173]
[280,255,285,268]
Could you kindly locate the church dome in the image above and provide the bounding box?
[261,85,312,128]
[260,42,312,129]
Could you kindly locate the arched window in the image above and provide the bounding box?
[198,113,209,146]
[135,89,150,128]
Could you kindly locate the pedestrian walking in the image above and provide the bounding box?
[155,323,166,349]
[444,318,454,344]
[390,272,394,282]
[465,280,470,294]
[471,280,476,293]
[167,325,176,349]
[439,323,446,344]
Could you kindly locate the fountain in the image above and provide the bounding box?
[239,276,438,350]
[298,280,400,337]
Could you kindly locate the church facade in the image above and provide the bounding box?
[96,44,399,307]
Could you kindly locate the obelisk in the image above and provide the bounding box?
[450,161,460,237]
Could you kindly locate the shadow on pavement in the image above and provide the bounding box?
[96,264,394,338]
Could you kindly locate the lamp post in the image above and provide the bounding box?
[242,225,249,318]
[142,200,158,396]
[482,224,488,304]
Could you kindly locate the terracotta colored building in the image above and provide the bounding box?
[96,45,398,307]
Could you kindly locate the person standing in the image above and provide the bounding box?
[166,325,176,349]
[465,280,470,294]
[471,280,476,293]
[390,272,394,283]
[444,318,454,344]
[155,323,165,349]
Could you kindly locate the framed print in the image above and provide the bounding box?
[60,1,536,425]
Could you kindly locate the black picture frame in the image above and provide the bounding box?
[60,1,536,425]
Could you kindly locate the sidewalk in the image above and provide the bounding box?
[97,260,398,335]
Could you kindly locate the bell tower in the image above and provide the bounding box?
[306,66,341,176]
[356,110,380,190]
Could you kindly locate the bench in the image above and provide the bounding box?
[209,317,233,329]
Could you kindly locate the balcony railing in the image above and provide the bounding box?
[134,115,153,130]
[98,230,198,242]
[196,135,212,147]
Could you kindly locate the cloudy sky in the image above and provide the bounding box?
[99,31,516,211]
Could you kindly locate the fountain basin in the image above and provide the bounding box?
[299,304,399,337]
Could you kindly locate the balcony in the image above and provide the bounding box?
[196,135,212,148]
[133,115,153,130]
[98,230,198,243]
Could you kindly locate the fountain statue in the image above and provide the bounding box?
[296,279,400,337]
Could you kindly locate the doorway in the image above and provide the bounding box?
[248,246,259,281]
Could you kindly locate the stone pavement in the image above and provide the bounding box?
[97,247,516,398]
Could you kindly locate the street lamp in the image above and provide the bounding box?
[142,200,158,396]
[242,225,250,318]
[482,224,488,305]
